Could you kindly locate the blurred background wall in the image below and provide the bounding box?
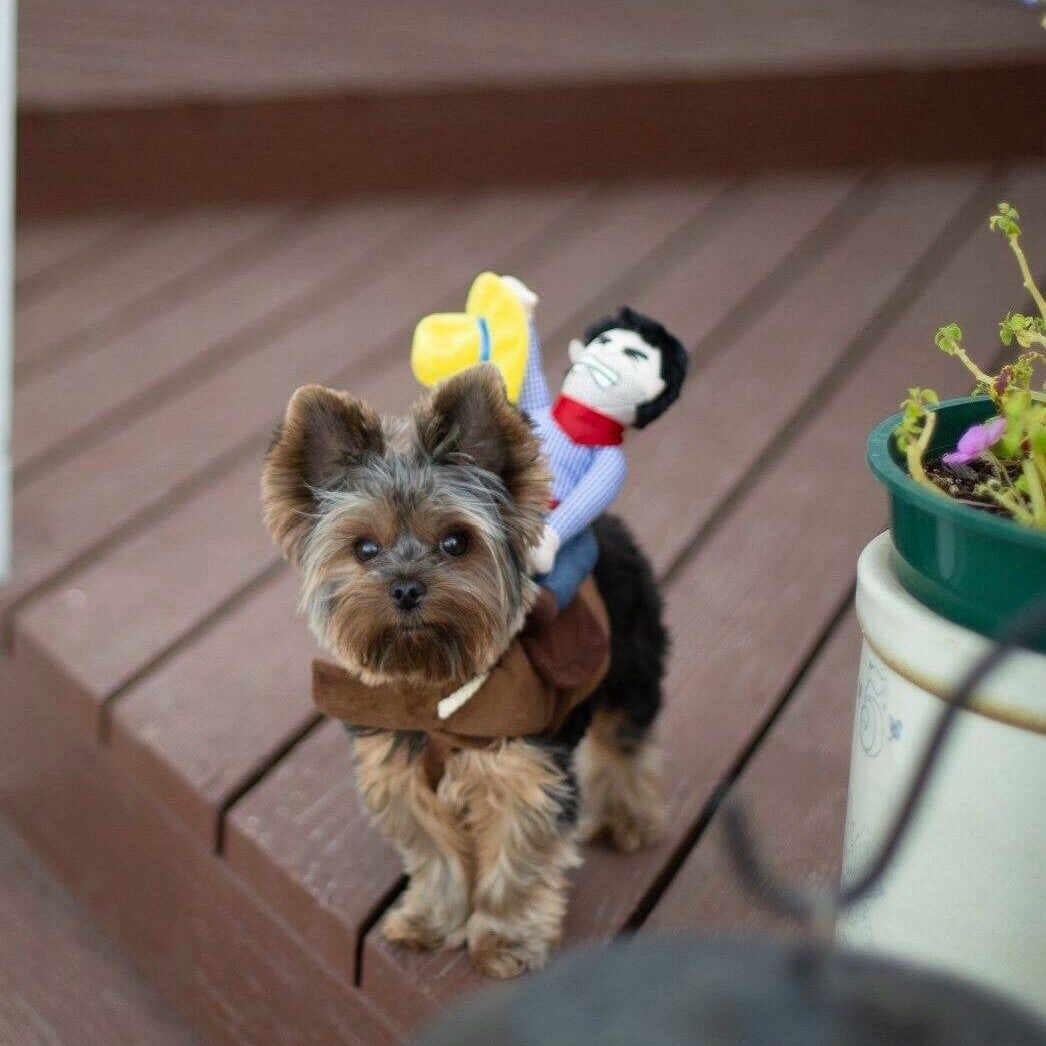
[15,0,1046,216]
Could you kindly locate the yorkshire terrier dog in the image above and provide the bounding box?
[262,364,668,979]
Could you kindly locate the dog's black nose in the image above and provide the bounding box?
[389,579,426,612]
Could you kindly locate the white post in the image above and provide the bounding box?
[0,1,12,582]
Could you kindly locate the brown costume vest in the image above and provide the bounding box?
[312,578,610,785]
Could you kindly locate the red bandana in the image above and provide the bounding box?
[551,395,625,446]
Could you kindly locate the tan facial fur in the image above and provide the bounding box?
[262,367,549,687]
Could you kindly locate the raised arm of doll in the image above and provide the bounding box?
[500,276,551,414]
[518,322,553,413]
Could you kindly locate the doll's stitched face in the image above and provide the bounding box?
[561,328,666,425]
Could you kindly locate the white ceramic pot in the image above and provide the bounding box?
[838,531,1046,1018]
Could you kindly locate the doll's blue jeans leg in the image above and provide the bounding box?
[535,527,599,610]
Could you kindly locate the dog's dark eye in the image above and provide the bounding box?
[439,531,469,557]
[353,538,381,563]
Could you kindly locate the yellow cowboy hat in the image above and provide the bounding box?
[411,272,528,403]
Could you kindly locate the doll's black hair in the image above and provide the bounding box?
[583,306,688,429]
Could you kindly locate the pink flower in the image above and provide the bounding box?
[942,416,1007,466]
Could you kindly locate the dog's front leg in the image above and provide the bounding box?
[447,740,582,979]
[351,729,471,950]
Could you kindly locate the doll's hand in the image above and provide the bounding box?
[500,275,538,320]
[527,524,561,575]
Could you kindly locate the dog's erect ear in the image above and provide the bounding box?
[415,365,549,549]
[262,384,384,563]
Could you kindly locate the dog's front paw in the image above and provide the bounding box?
[382,908,445,951]
[381,904,467,952]
[466,913,552,979]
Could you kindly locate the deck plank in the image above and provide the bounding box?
[363,164,1046,1017]
[13,195,432,477]
[33,183,722,821]
[3,187,588,625]
[14,207,291,374]
[644,610,862,938]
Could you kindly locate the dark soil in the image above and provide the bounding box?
[923,456,1023,517]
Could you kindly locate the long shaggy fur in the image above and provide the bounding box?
[262,366,668,979]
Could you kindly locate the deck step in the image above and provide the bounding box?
[0,794,200,1046]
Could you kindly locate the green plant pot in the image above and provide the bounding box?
[867,396,1046,653]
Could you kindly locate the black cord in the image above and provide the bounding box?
[722,592,1046,923]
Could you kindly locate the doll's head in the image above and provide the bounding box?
[562,306,688,428]
[262,366,550,685]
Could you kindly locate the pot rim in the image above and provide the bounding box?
[857,532,1046,731]
[867,396,1046,552]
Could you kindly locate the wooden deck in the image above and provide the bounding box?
[3,165,1045,1043]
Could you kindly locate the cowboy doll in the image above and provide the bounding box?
[412,273,688,617]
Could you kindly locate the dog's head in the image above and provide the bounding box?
[263,365,549,685]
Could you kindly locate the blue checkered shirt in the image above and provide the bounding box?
[519,326,627,545]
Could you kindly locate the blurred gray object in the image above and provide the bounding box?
[418,933,1046,1046]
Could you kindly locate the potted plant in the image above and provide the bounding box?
[837,203,1046,1019]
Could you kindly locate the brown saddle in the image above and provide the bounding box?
[311,577,610,782]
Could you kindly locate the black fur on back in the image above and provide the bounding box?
[543,514,668,753]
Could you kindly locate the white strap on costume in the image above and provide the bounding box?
[436,672,489,720]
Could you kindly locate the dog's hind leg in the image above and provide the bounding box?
[351,729,471,951]
[446,740,581,979]
[579,514,668,853]
[575,706,666,853]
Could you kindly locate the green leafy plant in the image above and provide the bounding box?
[894,203,1046,530]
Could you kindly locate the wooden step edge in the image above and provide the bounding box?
[0,651,408,1045]
[13,616,103,742]
[19,59,1046,217]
